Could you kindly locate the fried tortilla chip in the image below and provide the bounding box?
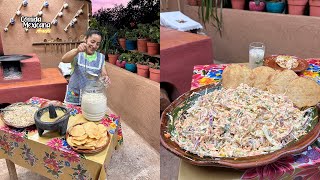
[222,64,253,89]
[98,124,107,133]
[286,77,320,108]
[83,122,100,139]
[66,137,75,147]
[266,69,298,94]
[76,145,95,150]
[71,138,87,146]
[72,134,88,141]
[69,125,86,137]
[251,66,275,90]
[96,136,109,148]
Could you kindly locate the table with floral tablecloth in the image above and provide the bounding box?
[179,58,320,180]
[0,97,123,180]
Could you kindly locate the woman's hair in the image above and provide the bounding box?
[85,29,102,39]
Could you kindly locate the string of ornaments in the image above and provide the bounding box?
[4,0,85,33]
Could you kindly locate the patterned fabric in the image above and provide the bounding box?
[65,52,105,105]
[190,59,320,180]
[0,97,122,180]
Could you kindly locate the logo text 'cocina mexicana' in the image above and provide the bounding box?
[21,16,51,29]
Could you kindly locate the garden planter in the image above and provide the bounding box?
[137,38,148,53]
[266,2,285,13]
[188,0,198,6]
[310,0,320,16]
[137,64,149,78]
[147,42,160,56]
[149,68,160,83]
[108,54,119,65]
[231,0,245,9]
[249,1,265,11]
[116,60,126,68]
[125,40,137,50]
[125,63,137,73]
[118,38,126,50]
[288,0,308,15]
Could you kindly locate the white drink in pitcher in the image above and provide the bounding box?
[249,42,265,69]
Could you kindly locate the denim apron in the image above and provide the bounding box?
[64,52,104,105]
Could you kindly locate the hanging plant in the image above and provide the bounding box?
[198,0,225,37]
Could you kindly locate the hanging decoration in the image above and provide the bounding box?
[4,0,26,32]
[51,2,69,26]
[64,4,85,32]
[22,0,28,7]
[36,1,49,17]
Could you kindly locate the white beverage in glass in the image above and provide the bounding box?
[249,42,265,69]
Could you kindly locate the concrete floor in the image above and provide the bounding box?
[0,121,160,180]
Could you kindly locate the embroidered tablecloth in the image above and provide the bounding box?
[186,59,320,180]
[0,97,123,180]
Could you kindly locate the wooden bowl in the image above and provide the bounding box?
[66,122,110,154]
[160,83,320,169]
[264,55,309,73]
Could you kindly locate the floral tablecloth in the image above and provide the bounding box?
[189,59,320,180]
[0,97,123,180]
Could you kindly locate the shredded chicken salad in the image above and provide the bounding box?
[170,84,314,158]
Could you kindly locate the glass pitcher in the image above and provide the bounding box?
[81,77,107,122]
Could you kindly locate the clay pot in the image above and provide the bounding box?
[118,38,126,50]
[108,54,119,65]
[149,68,160,83]
[137,38,148,53]
[266,2,285,13]
[287,0,308,15]
[137,64,149,78]
[147,42,160,56]
[116,60,126,68]
[231,0,246,9]
[188,0,198,6]
[249,1,265,11]
[310,0,320,16]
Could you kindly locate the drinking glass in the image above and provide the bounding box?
[249,42,265,69]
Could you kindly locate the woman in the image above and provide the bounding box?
[62,29,110,105]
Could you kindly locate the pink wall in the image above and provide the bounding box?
[0,0,91,68]
[92,0,129,13]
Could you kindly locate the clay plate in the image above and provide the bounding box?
[160,83,320,169]
[264,55,309,73]
[66,122,111,154]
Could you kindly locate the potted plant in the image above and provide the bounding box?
[287,0,308,15]
[149,62,160,83]
[118,28,127,50]
[107,48,119,65]
[310,0,320,16]
[231,0,246,9]
[125,31,137,50]
[136,58,150,78]
[147,26,160,56]
[249,0,266,11]
[265,0,285,13]
[124,53,137,73]
[117,53,128,68]
[136,24,149,53]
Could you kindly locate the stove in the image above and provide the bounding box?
[0,34,41,83]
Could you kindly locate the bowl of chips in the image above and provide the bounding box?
[66,122,110,154]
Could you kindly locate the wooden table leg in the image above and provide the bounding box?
[5,159,18,180]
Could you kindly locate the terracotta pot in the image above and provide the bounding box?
[188,0,198,6]
[149,68,160,83]
[231,0,246,9]
[108,54,119,65]
[137,38,148,53]
[118,38,126,50]
[310,0,320,16]
[137,64,149,78]
[288,0,308,15]
[116,60,126,68]
[249,1,265,11]
[147,42,160,56]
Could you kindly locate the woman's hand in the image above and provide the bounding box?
[77,43,87,53]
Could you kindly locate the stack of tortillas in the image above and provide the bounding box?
[221,64,320,108]
[66,122,109,152]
